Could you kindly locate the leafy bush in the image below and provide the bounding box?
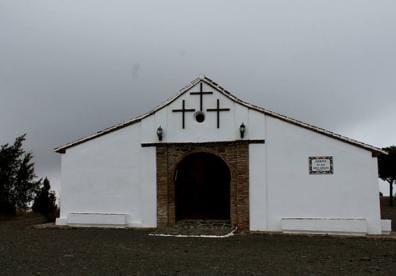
[32,178,57,221]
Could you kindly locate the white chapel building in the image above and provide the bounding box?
[55,76,390,235]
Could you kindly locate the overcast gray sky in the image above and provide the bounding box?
[1,0,395,194]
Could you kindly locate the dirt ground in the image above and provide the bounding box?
[0,214,395,275]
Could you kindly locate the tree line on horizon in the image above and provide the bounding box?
[0,135,57,221]
[378,146,396,206]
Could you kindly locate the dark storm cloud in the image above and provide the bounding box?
[1,0,396,192]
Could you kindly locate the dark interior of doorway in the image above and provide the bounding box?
[175,152,231,221]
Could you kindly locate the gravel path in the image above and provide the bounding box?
[0,216,395,275]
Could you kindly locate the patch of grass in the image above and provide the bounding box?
[0,211,42,221]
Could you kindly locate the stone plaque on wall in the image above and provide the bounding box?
[309,156,333,175]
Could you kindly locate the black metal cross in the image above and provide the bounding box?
[206,99,230,128]
[190,82,213,111]
[172,100,195,129]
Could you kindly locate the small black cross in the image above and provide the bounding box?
[206,99,230,128]
[190,82,213,111]
[172,100,195,129]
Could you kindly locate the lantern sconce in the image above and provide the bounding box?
[157,126,163,141]
[239,123,246,139]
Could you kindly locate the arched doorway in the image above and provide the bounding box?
[175,152,231,221]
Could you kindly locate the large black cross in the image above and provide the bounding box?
[172,100,195,129]
[190,82,213,111]
[206,99,230,128]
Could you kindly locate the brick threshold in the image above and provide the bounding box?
[150,219,236,237]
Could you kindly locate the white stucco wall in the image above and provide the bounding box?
[260,116,381,234]
[57,80,383,234]
[58,124,157,227]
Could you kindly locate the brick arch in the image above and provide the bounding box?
[172,150,232,177]
[155,142,249,230]
[172,150,232,181]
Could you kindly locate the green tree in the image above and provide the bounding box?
[378,146,396,206]
[32,177,57,220]
[0,135,40,215]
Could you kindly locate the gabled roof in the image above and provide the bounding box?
[55,76,387,155]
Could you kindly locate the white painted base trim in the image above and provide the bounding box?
[55,218,67,226]
[281,218,368,236]
[56,214,153,228]
[381,219,392,235]
[66,213,128,227]
[127,222,148,228]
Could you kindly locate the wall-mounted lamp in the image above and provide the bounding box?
[239,123,246,139]
[157,126,163,141]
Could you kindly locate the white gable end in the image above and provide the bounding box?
[141,81,265,144]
